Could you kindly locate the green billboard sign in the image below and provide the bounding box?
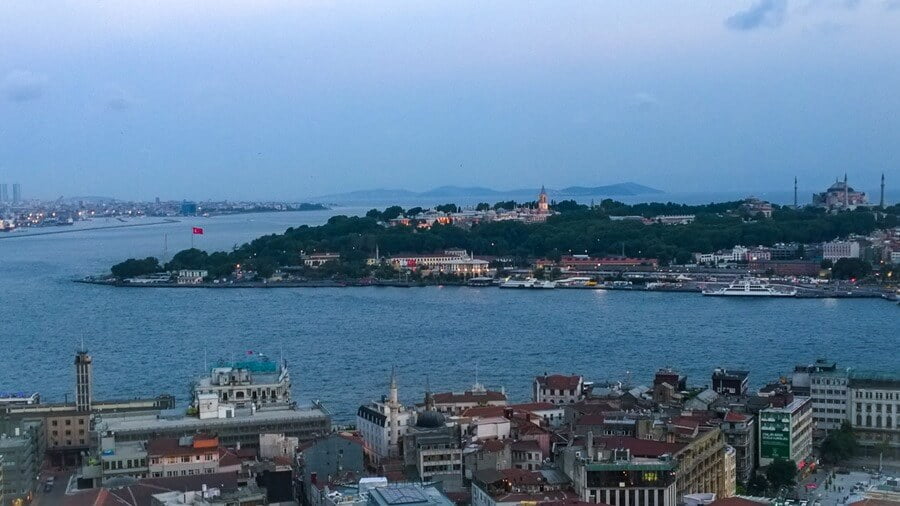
[760,411,792,460]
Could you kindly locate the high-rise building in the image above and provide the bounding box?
[75,349,93,412]
[11,183,21,204]
[0,183,7,203]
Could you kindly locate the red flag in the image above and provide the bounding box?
[406,259,416,267]
[192,227,204,235]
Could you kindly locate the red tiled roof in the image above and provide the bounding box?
[596,436,684,457]
[576,414,605,425]
[511,402,558,412]
[511,440,542,452]
[480,439,508,453]
[147,437,219,458]
[462,406,507,418]
[536,374,582,390]
[515,419,549,436]
[724,411,749,422]
[433,390,507,403]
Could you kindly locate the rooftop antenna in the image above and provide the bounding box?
[881,173,885,208]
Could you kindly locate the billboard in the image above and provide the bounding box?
[760,411,792,460]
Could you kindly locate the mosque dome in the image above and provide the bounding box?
[416,410,447,428]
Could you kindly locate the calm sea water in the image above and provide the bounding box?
[1,209,897,423]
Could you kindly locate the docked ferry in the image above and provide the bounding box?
[702,278,797,297]
[499,277,556,289]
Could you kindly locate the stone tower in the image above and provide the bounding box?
[75,349,93,412]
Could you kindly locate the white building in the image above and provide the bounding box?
[533,374,586,404]
[823,240,861,261]
[176,269,208,284]
[194,356,291,407]
[356,368,417,463]
[808,367,850,437]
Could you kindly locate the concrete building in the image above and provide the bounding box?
[534,374,586,405]
[368,483,456,506]
[356,368,416,463]
[431,384,507,415]
[720,412,756,485]
[11,183,20,204]
[0,183,7,203]
[472,468,572,506]
[806,364,850,440]
[297,432,366,506]
[75,349,93,411]
[258,433,298,460]
[0,420,43,504]
[712,369,749,396]
[303,252,341,268]
[99,437,149,482]
[147,434,225,478]
[848,371,900,459]
[175,269,208,284]
[758,396,813,467]
[96,402,331,449]
[823,240,861,261]
[560,440,678,506]
[194,356,292,407]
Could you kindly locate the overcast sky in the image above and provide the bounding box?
[1,1,898,201]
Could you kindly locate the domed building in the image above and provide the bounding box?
[402,387,463,484]
[813,175,869,210]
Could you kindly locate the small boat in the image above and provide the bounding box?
[499,277,556,289]
[702,278,797,297]
[467,277,494,287]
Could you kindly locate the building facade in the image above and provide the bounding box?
[848,371,900,459]
[356,369,416,463]
[758,397,813,467]
[720,412,756,485]
[533,374,586,404]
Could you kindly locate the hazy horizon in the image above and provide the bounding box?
[2,1,899,201]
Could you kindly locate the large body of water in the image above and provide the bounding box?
[1,208,898,423]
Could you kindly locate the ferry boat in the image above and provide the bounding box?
[467,277,495,287]
[499,277,556,289]
[702,278,797,297]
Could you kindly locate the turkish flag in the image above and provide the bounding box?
[192,227,204,235]
[406,259,416,267]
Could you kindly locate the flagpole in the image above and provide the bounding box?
[191,227,194,249]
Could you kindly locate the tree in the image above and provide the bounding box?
[365,208,381,219]
[746,474,770,496]
[380,206,405,221]
[766,458,797,491]
[831,258,871,280]
[821,420,858,464]
[111,257,162,278]
[475,202,491,211]
[434,203,458,213]
[405,207,424,217]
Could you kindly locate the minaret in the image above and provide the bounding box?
[424,375,435,412]
[75,346,93,412]
[793,177,798,208]
[844,173,849,208]
[387,366,400,456]
[881,173,885,208]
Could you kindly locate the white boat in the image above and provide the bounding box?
[702,278,797,297]
[499,277,557,289]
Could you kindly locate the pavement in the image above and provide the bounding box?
[31,468,74,506]
[797,468,896,506]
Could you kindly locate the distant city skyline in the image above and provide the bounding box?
[2,1,899,201]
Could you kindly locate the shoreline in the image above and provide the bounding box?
[0,219,181,239]
[73,278,892,299]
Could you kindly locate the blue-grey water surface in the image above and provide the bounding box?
[1,209,898,423]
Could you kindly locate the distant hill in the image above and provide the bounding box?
[314,182,662,203]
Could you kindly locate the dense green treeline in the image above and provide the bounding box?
[109,199,895,279]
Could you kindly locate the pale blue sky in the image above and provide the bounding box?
[0,1,898,200]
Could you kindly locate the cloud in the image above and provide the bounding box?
[725,0,788,31]
[106,92,134,111]
[631,92,659,110]
[2,69,48,102]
